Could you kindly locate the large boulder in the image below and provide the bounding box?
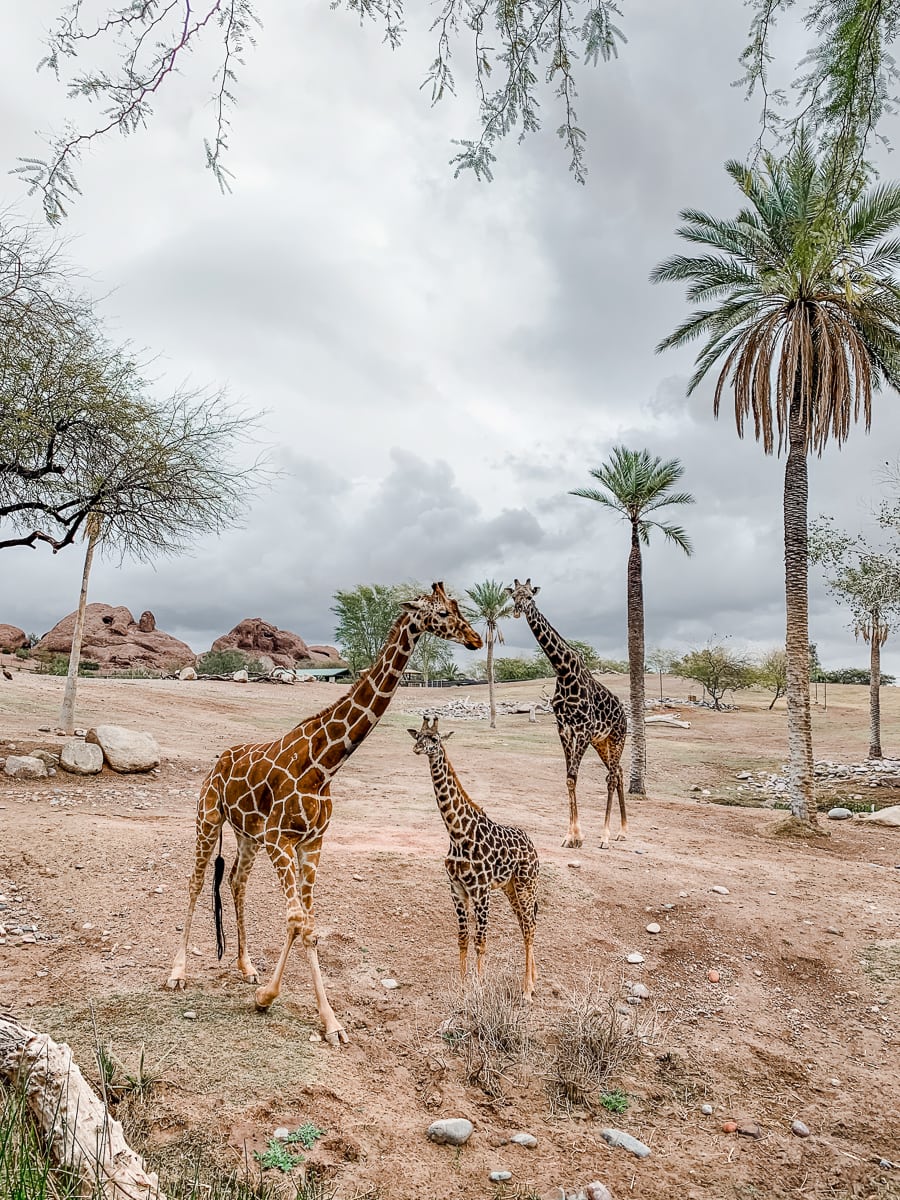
[305,644,345,664]
[4,755,48,780]
[37,604,195,673]
[60,740,104,776]
[211,618,311,669]
[86,725,160,772]
[0,624,27,652]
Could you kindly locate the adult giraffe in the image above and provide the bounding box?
[166,583,482,1045]
[506,579,627,849]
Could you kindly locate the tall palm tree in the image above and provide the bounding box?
[651,132,900,825]
[465,579,514,729]
[571,448,693,796]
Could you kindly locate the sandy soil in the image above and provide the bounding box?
[0,666,898,1200]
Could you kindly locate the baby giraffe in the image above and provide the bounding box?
[409,716,539,999]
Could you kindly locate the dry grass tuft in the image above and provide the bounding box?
[771,815,831,840]
[439,969,531,1097]
[547,979,647,1115]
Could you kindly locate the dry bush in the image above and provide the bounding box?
[439,968,531,1097]
[547,979,647,1114]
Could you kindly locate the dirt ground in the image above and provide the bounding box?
[0,666,898,1200]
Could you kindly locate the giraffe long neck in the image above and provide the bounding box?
[523,601,585,679]
[427,746,483,832]
[298,612,421,774]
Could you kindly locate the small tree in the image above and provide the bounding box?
[672,645,755,710]
[411,634,455,684]
[465,580,513,728]
[646,646,676,701]
[809,516,900,758]
[756,647,788,710]
[331,585,407,673]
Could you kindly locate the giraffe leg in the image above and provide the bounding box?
[448,875,470,983]
[471,890,490,980]
[615,762,628,841]
[594,736,627,849]
[229,833,261,983]
[166,798,223,990]
[558,726,588,848]
[503,879,537,1001]
[254,836,347,1045]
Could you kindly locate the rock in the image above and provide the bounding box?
[791,1120,810,1138]
[646,923,661,934]
[31,750,59,768]
[630,984,650,1000]
[599,1128,651,1158]
[381,978,400,989]
[178,667,198,681]
[711,885,730,895]
[625,952,644,965]
[0,624,27,652]
[701,1104,713,1116]
[86,725,160,772]
[182,1010,197,1020]
[60,739,104,776]
[510,1132,537,1149]
[722,1121,737,1133]
[827,807,853,821]
[584,1185,613,1200]
[825,926,843,936]
[36,603,195,672]
[568,860,582,869]
[427,1118,473,1146]
[138,610,156,633]
[273,1127,291,1141]
[707,969,720,983]
[4,755,48,780]
[737,1121,762,1139]
[860,804,900,827]
[489,1172,512,1182]
[232,669,249,683]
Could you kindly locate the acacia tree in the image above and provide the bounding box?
[809,515,900,758]
[332,582,462,678]
[673,645,756,710]
[652,134,900,827]
[571,448,693,797]
[756,647,788,710]
[646,646,676,702]
[464,580,513,728]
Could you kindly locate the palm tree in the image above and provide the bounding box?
[465,580,514,729]
[651,132,900,825]
[571,448,693,796]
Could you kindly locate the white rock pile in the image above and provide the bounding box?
[730,758,900,803]
[406,696,552,722]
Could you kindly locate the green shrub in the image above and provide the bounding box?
[822,667,896,685]
[196,649,267,676]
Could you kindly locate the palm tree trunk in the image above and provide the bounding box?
[59,525,98,735]
[869,622,883,759]
[487,625,497,729]
[784,400,817,826]
[627,524,646,795]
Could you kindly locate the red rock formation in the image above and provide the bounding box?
[306,644,344,665]
[211,618,312,669]
[0,625,27,652]
[37,604,195,672]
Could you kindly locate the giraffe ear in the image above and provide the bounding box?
[442,730,455,741]
[513,578,521,588]
[532,585,540,597]
[407,728,419,739]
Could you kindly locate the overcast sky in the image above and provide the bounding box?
[2,2,900,673]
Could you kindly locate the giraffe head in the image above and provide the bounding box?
[505,578,541,619]
[402,582,483,650]
[407,714,454,757]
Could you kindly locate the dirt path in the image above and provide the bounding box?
[1,671,898,1199]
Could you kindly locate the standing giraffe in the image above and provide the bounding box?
[506,579,627,850]
[166,583,482,1045]
[408,716,539,999]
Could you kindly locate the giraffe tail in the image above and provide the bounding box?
[212,825,226,961]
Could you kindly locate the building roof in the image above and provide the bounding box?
[296,666,351,677]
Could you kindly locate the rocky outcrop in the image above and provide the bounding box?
[211,618,343,669]
[0,625,26,652]
[37,604,195,673]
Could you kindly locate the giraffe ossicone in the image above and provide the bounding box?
[409,715,539,999]
[166,583,482,1046]
[506,578,628,850]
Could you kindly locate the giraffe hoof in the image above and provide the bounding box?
[242,971,259,984]
[165,977,186,991]
[562,836,583,849]
[599,841,610,851]
[325,1026,349,1047]
[254,987,274,1011]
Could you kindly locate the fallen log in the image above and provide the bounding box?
[645,715,692,729]
[0,1013,164,1200]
